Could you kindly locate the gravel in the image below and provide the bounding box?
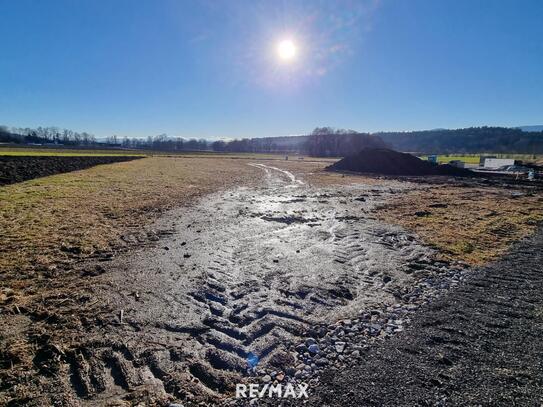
[298,228,543,406]
[240,231,543,406]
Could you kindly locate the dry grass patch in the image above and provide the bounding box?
[286,160,543,266]
[377,185,543,265]
[270,159,392,187]
[0,156,261,278]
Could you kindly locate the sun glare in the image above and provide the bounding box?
[277,39,296,61]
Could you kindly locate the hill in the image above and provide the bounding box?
[377,127,543,154]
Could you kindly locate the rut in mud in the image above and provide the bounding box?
[302,228,543,406]
[50,164,443,404]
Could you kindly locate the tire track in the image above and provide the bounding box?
[305,228,543,406]
[64,166,441,403]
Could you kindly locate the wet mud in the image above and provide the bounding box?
[40,163,459,405]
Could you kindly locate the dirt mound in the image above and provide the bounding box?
[0,155,143,186]
[327,148,473,176]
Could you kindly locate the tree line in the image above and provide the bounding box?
[1,124,386,157]
[303,127,386,157]
[3,124,542,155]
[378,127,543,154]
[0,125,97,145]
[113,134,208,151]
[210,128,387,156]
[0,126,210,151]
[215,126,543,155]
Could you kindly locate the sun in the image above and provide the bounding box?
[277,39,296,61]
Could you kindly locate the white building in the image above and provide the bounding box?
[483,158,515,169]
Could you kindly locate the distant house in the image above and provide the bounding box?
[483,158,515,169]
[427,155,438,163]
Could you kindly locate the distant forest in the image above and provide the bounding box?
[211,127,386,157]
[1,125,98,145]
[0,126,209,151]
[213,126,543,155]
[2,124,543,156]
[378,127,543,154]
[0,125,385,156]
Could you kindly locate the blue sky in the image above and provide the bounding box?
[0,0,542,139]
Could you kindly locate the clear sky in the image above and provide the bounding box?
[1,0,542,139]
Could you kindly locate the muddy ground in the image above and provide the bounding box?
[1,161,542,406]
[301,228,543,406]
[0,155,142,186]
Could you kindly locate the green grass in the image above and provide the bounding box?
[418,153,542,164]
[0,151,147,157]
[434,155,481,164]
[0,146,334,161]
[0,147,146,156]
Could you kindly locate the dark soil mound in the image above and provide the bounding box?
[0,155,143,186]
[327,148,473,176]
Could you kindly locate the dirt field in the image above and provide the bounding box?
[1,155,542,406]
[0,155,143,186]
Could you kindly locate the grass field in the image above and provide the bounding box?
[378,185,543,265]
[0,148,147,156]
[1,152,541,283]
[419,153,542,164]
[0,146,334,161]
[3,146,540,165]
[0,156,264,278]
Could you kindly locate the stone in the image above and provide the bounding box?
[285,367,296,376]
[335,341,346,353]
[305,337,317,346]
[315,358,328,366]
[262,374,272,383]
[268,350,295,370]
[295,344,308,354]
[308,344,320,355]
